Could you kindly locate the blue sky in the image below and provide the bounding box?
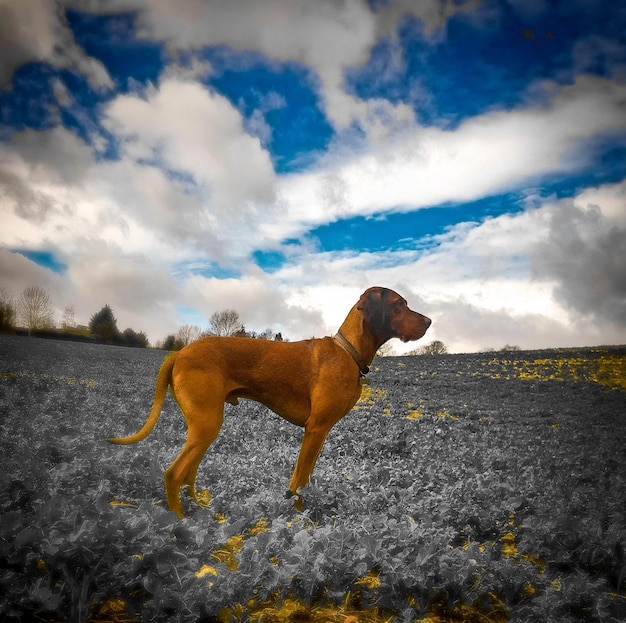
[1,0,625,352]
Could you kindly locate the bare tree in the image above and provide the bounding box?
[0,287,16,332]
[17,286,54,334]
[176,324,203,346]
[377,342,396,357]
[409,340,449,355]
[61,305,76,330]
[208,309,244,337]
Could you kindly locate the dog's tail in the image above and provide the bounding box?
[107,354,176,445]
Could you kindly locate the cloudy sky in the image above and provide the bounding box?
[1,0,625,353]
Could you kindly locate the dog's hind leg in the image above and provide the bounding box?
[164,376,225,517]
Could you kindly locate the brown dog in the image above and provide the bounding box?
[108,287,431,516]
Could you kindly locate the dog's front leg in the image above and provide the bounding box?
[288,424,332,511]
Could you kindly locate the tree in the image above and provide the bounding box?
[122,328,149,348]
[161,334,185,351]
[377,342,395,357]
[257,328,275,340]
[17,286,54,335]
[176,324,203,346]
[61,305,76,330]
[0,287,16,332]
[208,309,244,337]
[410,340,449,355]
[500,344,521,352]
[89,305,121,342]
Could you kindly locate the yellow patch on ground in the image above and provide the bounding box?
[220,593,396,623]
[98,588,510,623]
[211,518,270,572]
[355,570,381,590]
[109,497,138,508]
[406,409,424,420]
[591,354,626,390]
[196,564,219,578]
[357,386,376,403]
[501,512,520,558]
[415,592,508,623]
[92,597,136,621]
[501,531,518,558]
[212,534,245,571]
[249,516,270,535]
[99,597,128,613]
[355,386,389,410]
[195,489,212,508]
[479,352,626,390]
[436,410,459,420]
[523,552,547,573]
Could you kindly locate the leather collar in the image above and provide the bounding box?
[334,331,370,377]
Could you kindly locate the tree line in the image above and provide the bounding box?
[158,309,284,351]
[0,286,150,347]
[0,286,283,350]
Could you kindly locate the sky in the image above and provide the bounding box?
[1,0,625,353]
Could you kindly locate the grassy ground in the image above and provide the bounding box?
[0,335,624,622]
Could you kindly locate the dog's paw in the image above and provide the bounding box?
[285,489,304,511]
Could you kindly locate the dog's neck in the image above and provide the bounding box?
[334,332,370,376]
[336,305,384,371]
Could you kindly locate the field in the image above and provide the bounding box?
[0,334,625,623]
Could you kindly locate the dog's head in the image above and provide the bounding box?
[357,287,431,344]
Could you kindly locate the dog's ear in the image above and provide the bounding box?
[357,287,391,337]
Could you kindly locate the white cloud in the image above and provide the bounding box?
[0,0,113,90]
[532,192,626,325]
[1,79,280,262]
[0,129,154,257]
[0,0,57,88]
[128,0,473,128]
[262,75,626,244]
[134,0,377,128]
[66,240,181,334]
[0,0,473,129]
[0,248,66,307]
[104,79,277,258]
[574,179,626,224]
